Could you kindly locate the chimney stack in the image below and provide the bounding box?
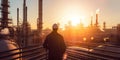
[23,0,26,23]
[95,9,99,27]
[37,0,43,42]
[91,15,93,27]
[96,13,98,27]
[17,8,19,27]
[103,22,106,30]
[25,6,27,22]
[22,0,28,47]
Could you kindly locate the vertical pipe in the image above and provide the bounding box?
[39,0,42,20]
[25,6,27,22]
[38,0,42,31]
[96,13,98,26]
[39,0,42,29]
[22,0,27,47]
[23,0,26,23]
[25,6,28,46]
[103,22,106,30]
[37,0,43,43]
[91,16,93,27]
[17,8,19,27]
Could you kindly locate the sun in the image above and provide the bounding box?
[69,17,80,26]
[69,15,86,27]
[59,15,86,29]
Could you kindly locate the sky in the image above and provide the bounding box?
[1,0,120,29]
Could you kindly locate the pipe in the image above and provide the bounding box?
[17,8,19,27]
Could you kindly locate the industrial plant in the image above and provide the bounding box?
[0,0,120,60]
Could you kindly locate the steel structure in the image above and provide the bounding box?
[95,13,99,27]
[0,0,11,28]
[22,0,29,47]
[0,0,15,38]
[37,0,43,43]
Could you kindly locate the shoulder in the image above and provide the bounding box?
[57,33,63,38]
[45,32,53,39]
[47,32,52,37]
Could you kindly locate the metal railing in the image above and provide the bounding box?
[0,44,120,60]
[0,45,47,60]
[66,45,120,60]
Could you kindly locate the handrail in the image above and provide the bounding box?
[67,46,120,60]
[67,49,111,60]
[0,45,39,53]
[0,45,40,57]
[0,44,120,60]
[0,45,47,60]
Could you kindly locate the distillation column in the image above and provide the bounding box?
[1,0,10,28]
[22,0,28,46]
[37,0,43,43]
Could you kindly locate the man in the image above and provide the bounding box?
[43,24,66,60]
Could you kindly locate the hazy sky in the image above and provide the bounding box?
[1,0,120,29]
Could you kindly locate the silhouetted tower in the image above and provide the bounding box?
[95,12,99,27]
[0,0,14,39]
[117,24,120,45]
[17,8,19,28]
[95,9,99,27]
[23,0,27,24]
[22,0,29,46]
[23,0,26,23]
[0,0,10,28]
[16,8,21,46]
[37,0,43,43]
[103,22,106,30]
[91,15,93,27]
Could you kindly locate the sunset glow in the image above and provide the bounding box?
[8,0,120,29]
[69,16,80,26]
[1,0,120,60]
[59,15,86,30]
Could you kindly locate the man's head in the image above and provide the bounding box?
[52,23,58,31]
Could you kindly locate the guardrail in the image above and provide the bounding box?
[1,43,120,60]
[0,45,47,60]
[66,45,120,60]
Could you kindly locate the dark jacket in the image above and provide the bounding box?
[43,31,66,53]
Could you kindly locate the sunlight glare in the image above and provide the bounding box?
[96,9,100,14]
[70,17,80,26]
[68,15,86,26]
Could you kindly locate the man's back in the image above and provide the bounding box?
[43,24,66,60]
[43,31,66,52]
